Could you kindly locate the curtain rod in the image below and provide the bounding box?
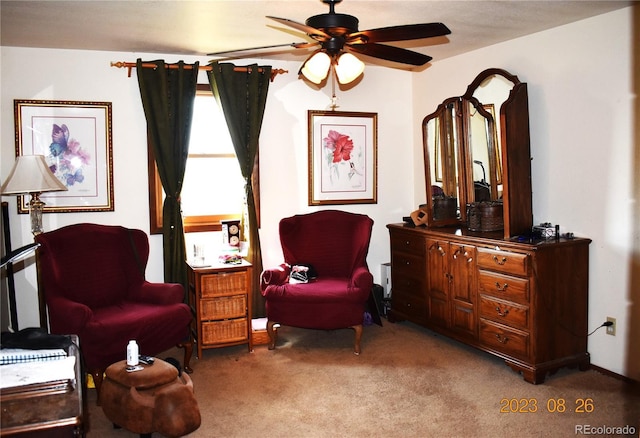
[110,61,288,82]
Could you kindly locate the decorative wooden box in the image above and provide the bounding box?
[251,318,270,346]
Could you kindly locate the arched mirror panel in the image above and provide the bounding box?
[422,68,532,237]
[422,97,465,226]
[463,97,498,203]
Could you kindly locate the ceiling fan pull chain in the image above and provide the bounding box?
[329,65,339,111]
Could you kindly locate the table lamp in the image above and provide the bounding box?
[0,155,67,235]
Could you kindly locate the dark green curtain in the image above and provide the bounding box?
[207,62,271,317]
[136,59,199,291]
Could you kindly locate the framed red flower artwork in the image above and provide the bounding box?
[308,110,377,206]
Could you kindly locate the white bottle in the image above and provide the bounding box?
[126,340,139,366]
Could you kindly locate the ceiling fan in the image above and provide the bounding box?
[208,0,451,85]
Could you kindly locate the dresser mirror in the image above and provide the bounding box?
[463,69,519,204]
[464,98,499,203]
[423,97,463,226]
[422,68,532,237]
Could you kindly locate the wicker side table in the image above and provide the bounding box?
[186,260,253,358]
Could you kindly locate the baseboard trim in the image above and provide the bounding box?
[590,364,640,389]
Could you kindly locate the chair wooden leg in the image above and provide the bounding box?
[178,339,194,374]
[352,324,363,355]
[91,368,105,405]
[267,320,278,350]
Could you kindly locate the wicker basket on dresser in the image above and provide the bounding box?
[187,261,253,358]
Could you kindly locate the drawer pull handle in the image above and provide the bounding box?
[493,255,507,265]
[495,306,509,317]
[495,282,509,291]
[495,334,509,344]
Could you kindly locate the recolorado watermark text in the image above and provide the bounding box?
[575,424,637,436]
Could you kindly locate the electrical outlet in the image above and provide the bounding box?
[606,317,616,336]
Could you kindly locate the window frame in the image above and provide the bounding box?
[147,84,260,234]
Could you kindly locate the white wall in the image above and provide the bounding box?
[413,7,638,379]
[0,48,414,330]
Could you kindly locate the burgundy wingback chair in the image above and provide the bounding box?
[35,223,193,399]
[260,210,374,354]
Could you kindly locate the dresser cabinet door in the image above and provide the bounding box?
[449,244,477,339]
[425,239,449,328]
[424,239,477,338]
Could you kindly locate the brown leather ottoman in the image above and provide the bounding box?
[100,358,201,438]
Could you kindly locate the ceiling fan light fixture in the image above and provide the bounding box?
[334,52,365,84]
[300,51,332,84]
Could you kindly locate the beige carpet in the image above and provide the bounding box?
[86,321,639,437]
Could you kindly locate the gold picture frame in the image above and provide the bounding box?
[308,110,377,206]
[14,99,114,213]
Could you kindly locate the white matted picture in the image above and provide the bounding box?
[14,99,114,213]
[308,110,377,205]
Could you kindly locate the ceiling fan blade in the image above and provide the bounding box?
[267,16,330,40]
[207,42,316,57]
[348,23,451,44]
[347,43,432,66]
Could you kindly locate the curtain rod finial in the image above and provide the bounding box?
[111,61,133,77]
[271,69,288,82]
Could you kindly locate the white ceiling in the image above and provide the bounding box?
[0,0,633,69]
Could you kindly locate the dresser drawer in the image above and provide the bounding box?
[478,270,530,303]
[479,319,529,359]
[477,248,529,276]
[390,232,425,256]
[479,295,529,329]
[391,252,426,278]
[201,271,248,297]
[391,272,424,296]
[392,290,427,320]
[201,294,247,320]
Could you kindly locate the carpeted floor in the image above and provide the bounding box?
[85,320,639,437]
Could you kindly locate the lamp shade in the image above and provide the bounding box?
[1,155,67,195]
[335,52,365,84]
[300,51,332,84]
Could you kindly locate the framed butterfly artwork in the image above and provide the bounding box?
[13,100,114,213]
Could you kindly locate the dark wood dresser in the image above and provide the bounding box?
[388,223,591,384]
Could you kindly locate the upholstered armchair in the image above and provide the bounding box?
[35,223,193,399]
[260,210,374,354]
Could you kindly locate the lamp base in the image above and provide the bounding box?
[28,193,45,235]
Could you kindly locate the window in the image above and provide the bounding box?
[148,84,255,234]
